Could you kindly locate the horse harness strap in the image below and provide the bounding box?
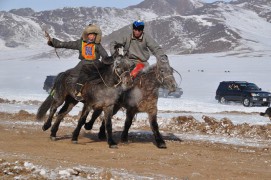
[114,70,130,88]
[93,63,110,88]
[155,65,173,84]
[93,63,128,88]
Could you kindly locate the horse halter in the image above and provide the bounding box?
[113,69,130,87]
[112,46,131,87]
[96,45,131,88]
[155,63,174,84]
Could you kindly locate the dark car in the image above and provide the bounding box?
[215,81,271,107]
[159,87,183,98]
[43,75,56,93]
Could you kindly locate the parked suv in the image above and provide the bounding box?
[158,87,183,98]
[215,81,271,107]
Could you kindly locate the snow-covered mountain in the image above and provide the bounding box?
[0,0,270,56]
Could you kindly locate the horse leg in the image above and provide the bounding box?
[120,109,136,143]
[84,109,102,130]
[71,104,91,143]
[98,105,121,140]
[103,105,117,148]
[98,119,106,140]
[148,113,166,149]
[50,98,78,140]
[42,100,64,131]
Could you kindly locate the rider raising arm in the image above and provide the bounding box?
[47,24,112,101]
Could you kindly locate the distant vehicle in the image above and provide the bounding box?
[158,87,183,98]
[215,81,271,107]
[43,75,56,93]
[43,75,183,98]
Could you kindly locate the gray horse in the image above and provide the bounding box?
[84,58,177,148]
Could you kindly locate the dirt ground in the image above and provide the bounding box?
[0,111,270,179]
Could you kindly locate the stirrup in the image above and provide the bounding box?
[74,83,84,101]
[74,93,83,101]
[76,91,82,97]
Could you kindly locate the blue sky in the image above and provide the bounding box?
[0,0,231,11]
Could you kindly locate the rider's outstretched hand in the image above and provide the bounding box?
[160,55,169,62]
[45,31,53,47]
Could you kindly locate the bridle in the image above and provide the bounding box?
[95,46,131,88]
[113,69,130,87]
[155,63,174,85]
[94,62,130,88]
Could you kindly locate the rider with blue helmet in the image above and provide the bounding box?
[110,20,168,79]
[132,20,145,31]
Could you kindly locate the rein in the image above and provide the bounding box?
[94,64,110,88]
[173,68,182,85]
[93,59,130,88]
[113,69,130,87]
[155,64,172,84]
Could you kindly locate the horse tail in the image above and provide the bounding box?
[36,94,54,121]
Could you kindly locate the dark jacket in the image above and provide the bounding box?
[51,38,109,62]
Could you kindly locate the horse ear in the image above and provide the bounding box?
[114,43,122,50]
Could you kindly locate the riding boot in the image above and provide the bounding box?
[74,83,84,101]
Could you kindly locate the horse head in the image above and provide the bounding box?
[156,56,177,93]
[112,44,133,90]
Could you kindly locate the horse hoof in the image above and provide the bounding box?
[120,139,129,144]
[98,133,106,140]
[158,143,167,149]
[50,136,57,141]
[109,144,118,149]
[42,125,50,131]
[84,124,92,130]
[72,140,78,144]
[121,142,129,145]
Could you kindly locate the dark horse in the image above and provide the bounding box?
[84,58,177,148]
[36,45,133,147]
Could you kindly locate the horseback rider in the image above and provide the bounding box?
[47,24,112,101]
[110,20,169,79]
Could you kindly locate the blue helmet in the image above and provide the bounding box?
[133,20,144,31]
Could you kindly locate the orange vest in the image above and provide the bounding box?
[81,41,96,60]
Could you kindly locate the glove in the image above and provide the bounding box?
[160,55,169,62]
[47,40,54,47]
[45,31,53,47]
